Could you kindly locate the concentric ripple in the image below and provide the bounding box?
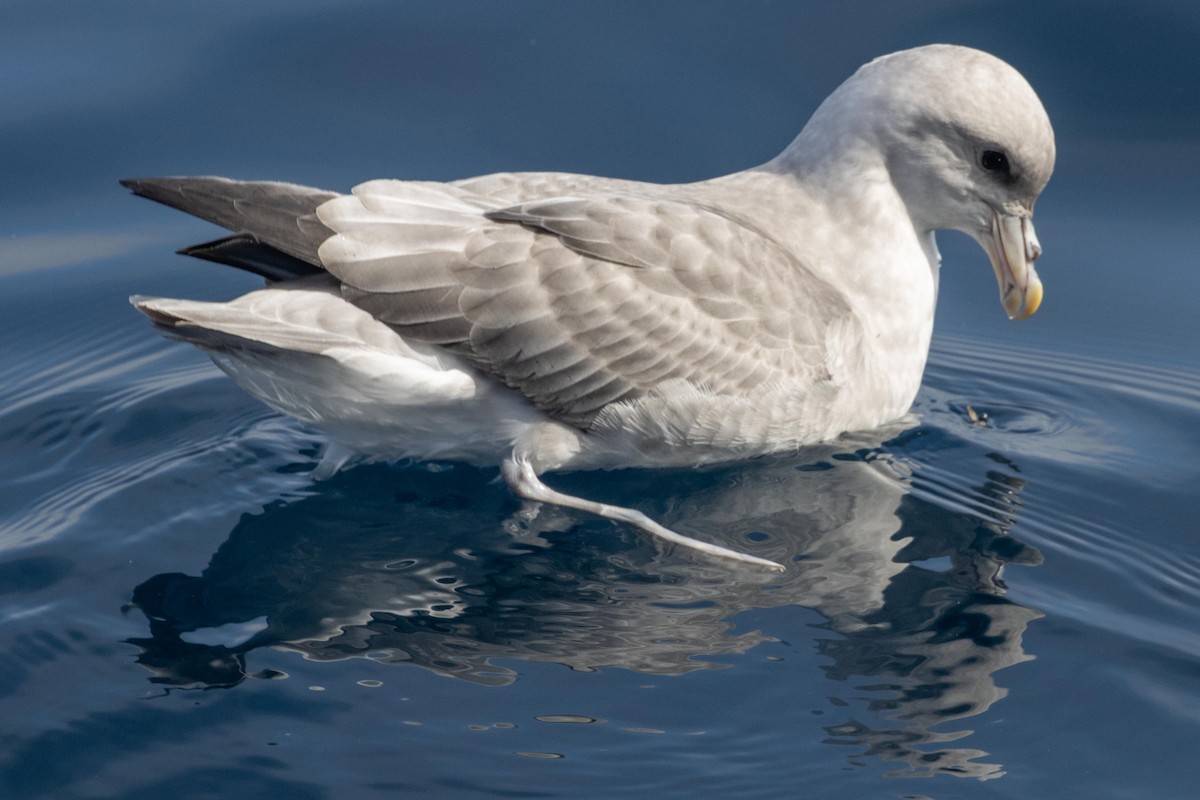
[912,333,1200,658]
[0,321,312,551]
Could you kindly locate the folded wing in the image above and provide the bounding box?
[124,176,859,432]
[318,182,855,429]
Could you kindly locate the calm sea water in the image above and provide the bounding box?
[3,2,1199,798]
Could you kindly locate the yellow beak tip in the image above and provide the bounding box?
[1023,283,1044,317]
[1008,281,1044,321]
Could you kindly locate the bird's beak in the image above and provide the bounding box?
[985,212,1043,320]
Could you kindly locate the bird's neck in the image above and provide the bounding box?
[724,150,940,323]
[708,150,940,423]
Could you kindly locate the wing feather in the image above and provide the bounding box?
[316,181,858,428]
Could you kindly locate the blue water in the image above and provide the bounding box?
[3,2,1199,798]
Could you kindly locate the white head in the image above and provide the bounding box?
[791,45,1056,319]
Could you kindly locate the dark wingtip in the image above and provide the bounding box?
[176,234,325,281]
[117,176,335,267]
[119,177,181,201]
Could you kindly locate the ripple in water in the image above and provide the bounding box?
[0,328,311,551]
[922,333,1200,659]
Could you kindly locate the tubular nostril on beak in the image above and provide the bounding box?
[1025,220,1042,263]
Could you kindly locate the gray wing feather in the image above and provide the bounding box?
[178,234,325,281]
[319,183,853,428]
[121,176,337,265]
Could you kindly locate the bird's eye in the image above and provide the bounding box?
[980,149,1010,174]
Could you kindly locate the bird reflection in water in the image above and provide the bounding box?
[126,421,1042,780]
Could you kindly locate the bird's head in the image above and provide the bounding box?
[810,45,1056,319]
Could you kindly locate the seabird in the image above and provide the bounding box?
[123,44,1055,570]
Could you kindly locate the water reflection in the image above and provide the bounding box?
[126,422,1042,779]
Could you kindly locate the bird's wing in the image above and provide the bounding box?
[120,176,336,266]
[317,180,857,429]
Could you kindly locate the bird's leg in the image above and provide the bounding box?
[500,457,785,571]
